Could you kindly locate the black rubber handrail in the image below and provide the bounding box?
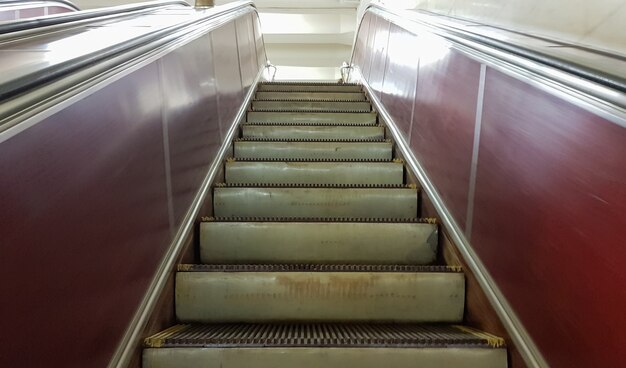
[0,0,190,35]
[0,1,254,101]
[0,0,80,11]
[360,4,626,94]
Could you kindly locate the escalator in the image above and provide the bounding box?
[142,81,508,368]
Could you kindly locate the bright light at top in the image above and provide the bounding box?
[378,0,419,9]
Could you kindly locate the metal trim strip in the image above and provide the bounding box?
[464,64,486,240]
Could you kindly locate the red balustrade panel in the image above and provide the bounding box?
[380,24,419,140]
[472,68,626,368]
[0,63,171,368]
[410,47,481,229]
[159,34,221,227]
[368,18,390,98]
[212,21,244,140]
[353,12,372,71]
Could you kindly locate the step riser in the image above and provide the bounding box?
[144,348,507,368]
[256,92,367,101]
[234,141,392,160]
[247,112,377,125]
[200,222,438,264]
[257,85,362,92]
[175,272,465,322]
[252,101,371,112]
[213,188,418,218]
[225,162,404,185]
[241,125,384,140]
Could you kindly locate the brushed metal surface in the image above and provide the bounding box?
[144,347,506,368]
[176,271,465,322]
[247,111,377,125]
[213,187,418,218]
[225,161,404,185]
[200,221,437,264]
[241,125,384,139]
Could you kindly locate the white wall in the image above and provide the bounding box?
[356,0,626,55]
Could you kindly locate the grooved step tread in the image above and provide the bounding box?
[201,217,436,223]
[145,323,505,348]
[177,264,459,272]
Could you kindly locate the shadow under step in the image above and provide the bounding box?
[143,323,507,368]
[257,83,362,92]
[256,91,367,101]
[225,160,404,185]
[247,111,377,125]
[241,125,384,140]
[213,186,418,218]
[251,101,371,112]
[175,264,464,323]
[233,139,392,160]
[200,220,437,264]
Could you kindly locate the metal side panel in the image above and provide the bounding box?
[200,222,438,264]
[233,141,392,160]
[224,161,404,185]
[247,112,377,125]
[175,271,465,322]
[255,92,367,101]
[251,101,371,112]
[213,187,418,218]
[256,84,363,92]
[241,125,385,140]
[144,347,507,368]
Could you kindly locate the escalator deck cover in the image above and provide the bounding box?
[145,323,505,348]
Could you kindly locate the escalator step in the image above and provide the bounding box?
[256,91,367,101]
[251,101,371,112]
[233,140,392,160]
[241,125,384,139]
[213,187,418,218]
[224,160,403,185]
[247,111,377,125]
[200,221,437,264]
[174,266,464,322]
[257,84,362,92]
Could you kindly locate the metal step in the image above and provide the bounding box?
[200,221,437,264]
[241,125,384,140]
[256,91,366,101]
[213,187,418,218]
[175,265,464,322]
[251,101,371,112]
[224,160,404,185]
[257,83,362,92]
[144,324,506,368]
[233,140,392,160]
[247,111,377,125]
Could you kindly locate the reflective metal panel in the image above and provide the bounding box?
[472,68,626,368]
[380,24,419,140]
[0,63,170,367]
[410,48,481,229]
[212,21,244,139]
[159,34,221,226]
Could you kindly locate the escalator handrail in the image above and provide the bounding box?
[353,3,626,107]
[0,0,254,103]
[0,0,80,11]
[0,0,190,35]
